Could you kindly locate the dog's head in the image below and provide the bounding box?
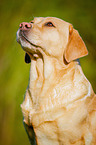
[17,17,88,63]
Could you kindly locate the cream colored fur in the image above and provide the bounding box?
[17,17,96,145]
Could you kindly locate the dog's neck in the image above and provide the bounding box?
[28,54,68,108]
[30,54,65,82]
[26,54,92,112]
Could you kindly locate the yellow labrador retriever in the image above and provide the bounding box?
[17,17,96,145]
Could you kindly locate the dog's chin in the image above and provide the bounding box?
[20,39,33,53]
[18,36,37,55]
[17,30,44,61]
[17,30,36,53]
[19,38,43,63]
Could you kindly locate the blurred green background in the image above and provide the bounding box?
[0,0,96,145]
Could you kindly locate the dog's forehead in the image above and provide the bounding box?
[33,17,44,23]
[33,17,70,27]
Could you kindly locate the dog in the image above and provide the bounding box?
[17,17,96,145]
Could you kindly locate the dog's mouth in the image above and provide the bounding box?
[19,31,39,48]
[18,30,43,63]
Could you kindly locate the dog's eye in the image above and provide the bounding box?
[45,22,55,27]
[30,21,34,23]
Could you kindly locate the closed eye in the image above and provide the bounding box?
[44,22,55,27]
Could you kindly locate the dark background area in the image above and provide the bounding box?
[0,0,96,145]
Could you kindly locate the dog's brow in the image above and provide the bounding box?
[34,17,44,24]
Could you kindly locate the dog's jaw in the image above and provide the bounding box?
[17,29,32,51]
[17,29,53,62]
[17,29,41,56]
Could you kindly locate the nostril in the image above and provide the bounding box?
[19,23,23,28]
[19,22,32,30]
[25,23,32,29]
[25,24,29,28]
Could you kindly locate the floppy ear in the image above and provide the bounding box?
[65,25,88,63]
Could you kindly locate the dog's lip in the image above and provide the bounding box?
[18,31,43,59]
[19,30,39,48]
[18,30,50,59]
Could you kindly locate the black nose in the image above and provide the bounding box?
[19,22,32,30]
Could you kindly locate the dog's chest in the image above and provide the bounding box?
[28,62,89,113]
[29,101,89,145]
[21,60,94,145]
